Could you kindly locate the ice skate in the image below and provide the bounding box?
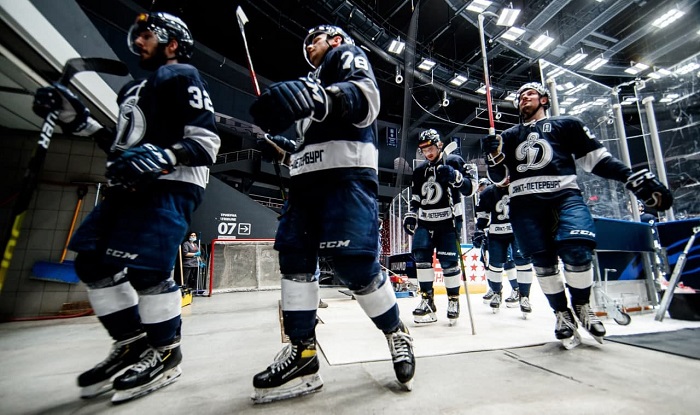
[489,292,502,314]
[575,303,606,344]
[111,344,182,404]
[385,322,415,391]
[505,288,520,308]
[554,309,581,350]
[252,338,322,404]
[77,332,148,399]
[446,295,460,326]
[482,288,494,304]
[413,291,437,324]
[519,296,532,319]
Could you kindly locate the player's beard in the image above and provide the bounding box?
[519,102,539,122]
[139,44,169,71]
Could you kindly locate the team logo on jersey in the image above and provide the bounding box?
[114,82,147,152]
[495,194,510,221]
[420,176,444,207]
[583,125,596,139]
[515,132,553,173]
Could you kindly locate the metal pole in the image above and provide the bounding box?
[611,103,640,223]
[641,96,675,221]
[545,77,560,116]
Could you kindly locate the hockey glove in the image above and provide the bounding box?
[625,169,673,211]
[32,83,101,136]
[256,134,295,165]
[249,77,331,135]
[403,212,417,236]
[472,230,486,248]
[481,134,504,166]
[106,143,175,189]
[436,164,463,186]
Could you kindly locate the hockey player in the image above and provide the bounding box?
[403,129,476,325]
[482,82,672,348]
[32,12,220,402]
[474,178,534,318]
[250,25,415,402]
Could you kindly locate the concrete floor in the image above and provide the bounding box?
[1,288,699,415]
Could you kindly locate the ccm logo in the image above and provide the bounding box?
[106,249,139,260]
[319,240,350,249]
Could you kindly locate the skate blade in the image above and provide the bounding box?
[111,366,182,404]
[448,318,458,326]
[491,307,500,314]
[521,313,529,320]
[252,373,323,404]
[400,378,414,392]
[560,332,582,350]
[505,303,519,308]
[592,335,604,344]
[80,379,113,399]
[413,314,437,324]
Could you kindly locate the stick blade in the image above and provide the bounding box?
[59,58,128,85]
[236,6,248,26]
[443,141,458,155]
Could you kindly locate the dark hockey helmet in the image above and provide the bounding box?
[128,12,194,61]
[516,82,549,109]
[418,129,441,149]
[303,25,355,68]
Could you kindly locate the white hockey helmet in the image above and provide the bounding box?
[516,82,549,109]
[303,25,354,68]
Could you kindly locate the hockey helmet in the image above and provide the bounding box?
[303,25,354,68]
[128,12,194,61]
[516,82,549,109]
[418,129,441,149]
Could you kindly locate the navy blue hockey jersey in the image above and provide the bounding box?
[475,184,513,238]
[492,116,625,201]
[410,153,474,229]
[289,43,380,186]
[112,63,220,189]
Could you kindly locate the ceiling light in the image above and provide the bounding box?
[675,62,700,75]
[624,62,650,75]
[417,58,436,71]
[449,74,468,87]
[496,8,520,26]
[547,67,566,78]
[564,83,589,96]
[476,84,492,94]
[388,38,405,54]
[530,33,554,52]
[501,27,525,41]
[504,92,517,101]
[652,8,685,29]
[583,56,608,71]
[466,0,492,13]
[563,53,588,66]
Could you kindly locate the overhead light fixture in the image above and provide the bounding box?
[564,83,589,96]
[652,8,685,29]
[501,27,525,41]
[449,74,468,87]
[476,84,492,94]
[496,7,520,26]
[625,62,650,75]
[659,93,680,103]
[467,0,492,13]
[583,56,608,71]
[417,58,436,71]
[547,67,566,78]
[388,37,405,54]
[648,68,672,79]
[675,62,700,75]
[563,52,588,66]
[529,33,554,52]
[504,92,517,101]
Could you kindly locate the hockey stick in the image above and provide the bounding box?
[477,14,495,136]
[235,6,261,96]
[0,57,128,292]
[442,140,476,334]
[236,5,286,200]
